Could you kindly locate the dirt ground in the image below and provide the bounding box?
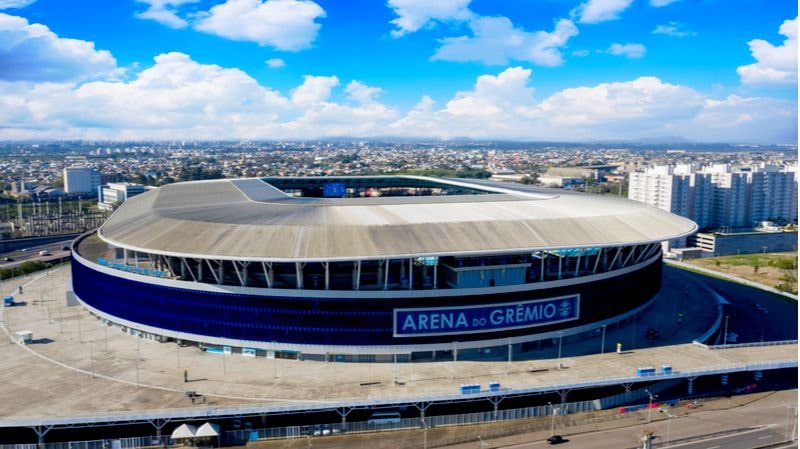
[682,252,798,295]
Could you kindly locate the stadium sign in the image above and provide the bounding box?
[393,294,580,337]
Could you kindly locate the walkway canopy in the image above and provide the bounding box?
[170,423,197,440]
[195,422,220,437]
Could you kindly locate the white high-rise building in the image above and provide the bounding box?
[63,167,101,194]
[628,163,797,230]
[98,182,146,211]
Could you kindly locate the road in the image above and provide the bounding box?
[442,390,797,449]
[0,239,72,269]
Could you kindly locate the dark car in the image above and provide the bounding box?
[3,257,13,262]
[62,245,71,251]
[547,435,565,444]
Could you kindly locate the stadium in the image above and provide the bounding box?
[70,176,697,362]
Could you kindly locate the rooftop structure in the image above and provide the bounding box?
[72,176,696,359]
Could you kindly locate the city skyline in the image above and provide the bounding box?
[0,0,796,142]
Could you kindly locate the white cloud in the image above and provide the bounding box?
[0,56,794,143]
[388,0,473,37]
[0,13,117,82]
[572,0,633,24]
[572,49,590,57]
[135,0,197,29]
[652,22,695,37]
[737,17,797,85]
[649,0,681,6]
[194,0,325,51]
[432,17,578,66]
[688,95,797,142]
[290,75,338,107]
[446,67,534,118]
[345,81,383,105]
[607,42,646,58]
[0,0,36,9]
[391,69,794,143]
[265,58,285,68]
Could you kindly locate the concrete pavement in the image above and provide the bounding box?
[0,265,795,422]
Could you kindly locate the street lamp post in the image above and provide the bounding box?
[421,417,427,449]
[645,389,657,424]
[663,410,675,447]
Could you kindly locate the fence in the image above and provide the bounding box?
[226,400,597,444]
[698,339,798,350]
[0,436,172,449]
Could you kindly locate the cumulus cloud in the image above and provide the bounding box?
[194,0,325,51]
[737,17,797,85]
[391,69,794,143]
[572,0,633,24]
[290,75,339,107]
[345,81,383,105]
[265,58,285,68]
[0,56,794,143]
[0,13,117,82]
[387,0,473,36]
[443,67,534,122]
[607,42,646,58]
[135,0,197,29]
[652,22,695,37]
[432,17,578,66]
[0,0,36,8]
[688,95,797,142]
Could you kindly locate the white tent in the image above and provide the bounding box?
[195,422,220,437]
[171,423,197,440]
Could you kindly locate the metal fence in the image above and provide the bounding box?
[226,399,597,444]
[0,436,172,449]
[703,340,798,350]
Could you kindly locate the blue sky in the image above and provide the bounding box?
[0,0,796,142]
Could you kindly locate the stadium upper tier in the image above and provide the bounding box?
[98,176,697,261]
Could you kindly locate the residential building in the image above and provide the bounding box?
[98,182,147,211]
[63,167,101,194]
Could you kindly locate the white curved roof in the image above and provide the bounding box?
[97,176,697,261]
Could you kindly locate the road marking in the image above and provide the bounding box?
[706,446,720,449]
[758,435,773,440]
[665,425,776,448]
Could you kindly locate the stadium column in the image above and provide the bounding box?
[540,252,546,282]
[557,253,563,279]
[295,262,305,289]
[592,248,603,273]
[261,261,272,288]
[323,261,330,290]
[409,258,413,289]
[384,259,390,290]
[432,259,438,289]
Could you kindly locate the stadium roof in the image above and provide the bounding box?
[97,176,697,261]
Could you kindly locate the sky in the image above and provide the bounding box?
[0,0,796,143]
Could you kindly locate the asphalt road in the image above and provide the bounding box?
[0,239,72,269]
[694,269,799,343]
[442,390,797,449]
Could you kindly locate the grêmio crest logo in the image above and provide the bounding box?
[393,294,580,337]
